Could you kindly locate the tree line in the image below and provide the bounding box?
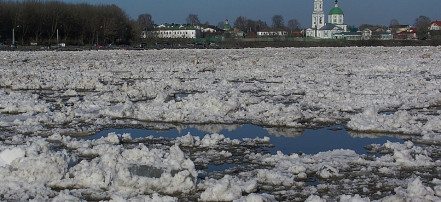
[0,0,302,47]
[0,1,134,46]
[215,15,302,34]
[0,0,434,46]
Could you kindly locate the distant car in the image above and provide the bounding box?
[51,43,66,48]
[209,42,219,48]
[139,43,147,49]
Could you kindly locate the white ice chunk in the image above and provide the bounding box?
[382,177,440,201]
[339,194,371,202]
[305,195,326,202]
[0,147,25,166]
[233,193,277,202]
[200,175,257,201]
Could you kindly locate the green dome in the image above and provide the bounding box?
[223,24,232,31]
[222,19,232,31]
[329,7,344,15]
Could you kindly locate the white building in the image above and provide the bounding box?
[334,28,372,40]
[429,21,441,31]
[142,24,201,39]
[257,30,288,37]
[306,0,347,39]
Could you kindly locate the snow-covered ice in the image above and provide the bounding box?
[0,46,441,200]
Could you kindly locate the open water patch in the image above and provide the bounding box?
[89,124,403,155]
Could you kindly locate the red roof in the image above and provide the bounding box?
[431,21,441,26]
[397,28,417,34]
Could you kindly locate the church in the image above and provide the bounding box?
[306,0,348,39]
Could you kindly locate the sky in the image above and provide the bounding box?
[64,0,440,28]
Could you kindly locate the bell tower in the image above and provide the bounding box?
[312,0,325,30]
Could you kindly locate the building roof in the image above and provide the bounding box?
[329,6,343,15]
[154,23,198,30]
[396,28,417,34]
[390,24,411,29]
[335,32,361,36]
[431,21,441,26]
[223,24,231,30]
[258,28,288,32]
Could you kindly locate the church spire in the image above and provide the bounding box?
[312,0,325,30]
[335,0,338,7]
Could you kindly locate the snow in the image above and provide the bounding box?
[0,47,440,200]
[305,195,326,202]
[199,175,257,201]
[0,147,25,166]
[382,177,439,201]
[233,193,277,202]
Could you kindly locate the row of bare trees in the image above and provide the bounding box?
[0,0,303,46]
[232,15,301,33]
[0,1,134,45]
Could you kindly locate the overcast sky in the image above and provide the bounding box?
[67,0,440,27]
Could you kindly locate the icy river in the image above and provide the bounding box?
[0,47,441,201]
[91,124,403,156]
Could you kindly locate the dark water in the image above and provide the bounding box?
[89,124,404,155]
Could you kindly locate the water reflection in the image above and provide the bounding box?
[347,130,413,140]
[91,124,404,155]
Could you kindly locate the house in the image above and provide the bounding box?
[318,23,344,39]
[142,24,201,39]
[334,28,372,40]
[389,24,412,33]
[201,25,223,33]
[429,21,441,31]
[289,31,303,37]
[257,29,288,37]
[375,30,393,40]
[245,32,257,38]
[393,28,418,40]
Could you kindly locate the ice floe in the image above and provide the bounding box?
[0,47,441,200]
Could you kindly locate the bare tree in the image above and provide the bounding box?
[287,19,301,33]
[186,14,200,26]
[137,13,154,31]
[234,16,247,32]
[246,19,269,33]
[272,15,284,29]
[359,24,387,33]
[389,19,401,33]
[255,20,268,32]
[247,19,256,32]
[414,15,431,39]
[0,1,133,45]
[217,21,224,29]
[389,19,399,27]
